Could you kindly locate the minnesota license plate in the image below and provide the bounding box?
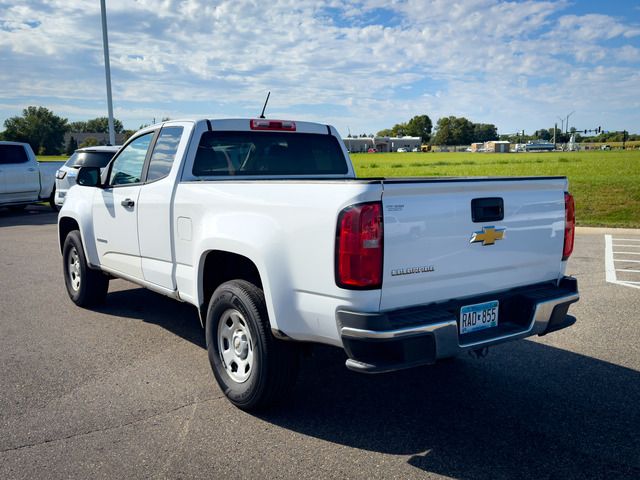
[459,300,499,335]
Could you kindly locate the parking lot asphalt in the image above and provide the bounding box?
[1,207,638,480]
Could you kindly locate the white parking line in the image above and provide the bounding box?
[605,234,640,290]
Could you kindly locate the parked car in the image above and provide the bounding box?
[397,147,408,153]
[59,117,579,411]
[600,144,611,151]
[0,141,63,210]
[55,145,121,206]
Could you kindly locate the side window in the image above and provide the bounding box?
[0,144,29,164]
[146,127,183,182]
[109,133,153,186]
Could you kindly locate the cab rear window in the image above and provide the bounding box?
[0,144,29,164]
[192,131,348,177]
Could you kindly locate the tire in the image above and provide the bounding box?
[62,230,109,307]
[205,280,299,411]
[49,187,60,211]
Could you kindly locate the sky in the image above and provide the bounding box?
[1,0,639,137]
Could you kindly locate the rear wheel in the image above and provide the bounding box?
[63,230,109,307]
[205,280,299,411]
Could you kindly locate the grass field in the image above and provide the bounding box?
[37,155,68,162]
[37,150,639,228]
[351,150,640,228]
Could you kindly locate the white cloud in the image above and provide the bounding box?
[0,0,639,134]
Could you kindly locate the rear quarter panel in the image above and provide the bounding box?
[173,181,383,345]
[38,161,65,197]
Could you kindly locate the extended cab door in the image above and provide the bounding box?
[92,132,156,279]
[137,123,191,290]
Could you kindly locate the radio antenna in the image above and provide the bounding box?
[259,91,271,119]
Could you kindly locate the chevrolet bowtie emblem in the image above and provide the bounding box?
[470,226,505,246]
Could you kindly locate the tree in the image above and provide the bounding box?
[405,115,433,142]
[122,130,136,142]
[472,123,498,143]
[433,116,474,145]
[2,106,69,154]
[376,128,393,137]
[534,129,551,141]
[66,136,78,155]
[79,137,100,148]
[85,117,124,134]
[69,121,88,132]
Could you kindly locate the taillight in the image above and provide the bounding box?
[250,119,296,131]
[563,192,575,261]
[336,202,383,289]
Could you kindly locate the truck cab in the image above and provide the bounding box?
[0,141,62,209]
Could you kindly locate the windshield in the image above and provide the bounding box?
[193,131,348,177]
[64,151,117,168]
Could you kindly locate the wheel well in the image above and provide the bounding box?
[58,217,80,253]
[200,251,263,320]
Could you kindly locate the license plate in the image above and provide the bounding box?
[459,300,499,335]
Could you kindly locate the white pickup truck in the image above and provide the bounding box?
[58,118,579,410]
[0,141,63,210]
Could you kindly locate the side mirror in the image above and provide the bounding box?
[77,166,102,187]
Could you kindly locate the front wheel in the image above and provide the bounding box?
[205,280,299,411]
[62,230,109,307]
[49,187,60,211]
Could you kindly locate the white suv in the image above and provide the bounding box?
[55,145,120,206]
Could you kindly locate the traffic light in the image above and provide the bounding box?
[584,130,587,134]
[597,126,601,133]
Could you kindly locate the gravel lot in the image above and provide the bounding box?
[1,207,638,479]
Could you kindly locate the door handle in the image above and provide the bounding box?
[121,198,135,208]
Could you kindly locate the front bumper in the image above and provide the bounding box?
[337,277,579,373]
[54,189,66,206]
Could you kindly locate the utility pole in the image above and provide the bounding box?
[553,123,557,146]
[565,111,575,134]
[100,0,115,146]
[557,116,565,134]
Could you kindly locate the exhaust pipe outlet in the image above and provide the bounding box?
[468,347,490,359]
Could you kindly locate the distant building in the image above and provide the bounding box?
[342,137,376,153]
[470,142,484,152]
[342,136,421,153]
[484,141,511,153]
[389,136,421,152]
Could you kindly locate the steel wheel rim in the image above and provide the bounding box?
[68,247,81,292]
[217,309,254,383]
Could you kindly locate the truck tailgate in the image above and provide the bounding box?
[380,177,567,311]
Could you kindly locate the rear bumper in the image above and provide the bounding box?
[337,277,579,373]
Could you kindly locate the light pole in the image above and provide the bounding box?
[556,116,564,134]
[100,0,115,145]
[565,111,575,134]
